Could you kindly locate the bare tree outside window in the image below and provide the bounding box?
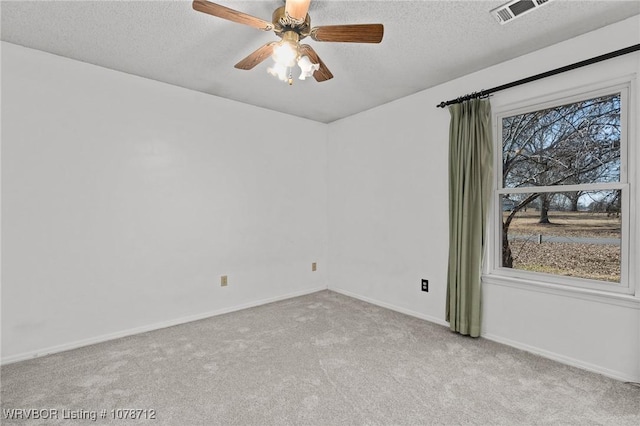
[499,93,622,282]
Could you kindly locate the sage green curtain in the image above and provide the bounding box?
[446,99,493,337]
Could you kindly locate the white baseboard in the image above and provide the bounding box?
[1,286,327,366]
[329,287,639,383]
[329,287,449,327]
[6,285,637,383]
[482,332,639,383]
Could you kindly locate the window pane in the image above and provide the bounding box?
[502,94,621,188]
[500,190,621,283]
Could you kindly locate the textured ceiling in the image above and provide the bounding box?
[2,0,639,123]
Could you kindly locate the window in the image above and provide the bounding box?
[492,84,631,294]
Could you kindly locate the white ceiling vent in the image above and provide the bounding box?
[491,0,554,25]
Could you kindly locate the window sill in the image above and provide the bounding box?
[482,274,640,309]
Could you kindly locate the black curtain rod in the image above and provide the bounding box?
[436,44,640,108]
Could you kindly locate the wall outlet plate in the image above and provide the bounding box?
[421,279,429,292]
[221,275,228,287]
[312,262,317,271]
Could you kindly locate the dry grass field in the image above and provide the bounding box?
[506,211,621,238]
[504,211,621,282]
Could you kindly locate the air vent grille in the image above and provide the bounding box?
[491,0,554,25]
[496,8,513,23]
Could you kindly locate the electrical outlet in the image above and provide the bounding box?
[312,262,317,271]
[221,275,228,287]
[421,279,429,292]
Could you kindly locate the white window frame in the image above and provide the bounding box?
[487,79,635,297]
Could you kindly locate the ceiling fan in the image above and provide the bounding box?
[192,0,384,84]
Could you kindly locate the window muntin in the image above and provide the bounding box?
[493,85,630,293]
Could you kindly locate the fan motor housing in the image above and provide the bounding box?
[273,6,311,39]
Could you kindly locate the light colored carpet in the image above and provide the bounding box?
[1,290,639,425]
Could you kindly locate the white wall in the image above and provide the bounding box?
[3,16,639,382]
[1,42,328,362]
[327,16,640,381]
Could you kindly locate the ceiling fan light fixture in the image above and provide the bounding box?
[267,61,290,83]
[268,31,304,84]
[193,0,383,83]
[272,40,299,68]
[298,55,319,80]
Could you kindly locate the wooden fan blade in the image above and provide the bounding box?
[193,0,274,31]
[285,0,311,21]
[311,24,384,43]
[235,42,278,70]
[299,44,333,82]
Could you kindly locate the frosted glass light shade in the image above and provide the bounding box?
[272,42,298,68]
[298,55,319,80]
